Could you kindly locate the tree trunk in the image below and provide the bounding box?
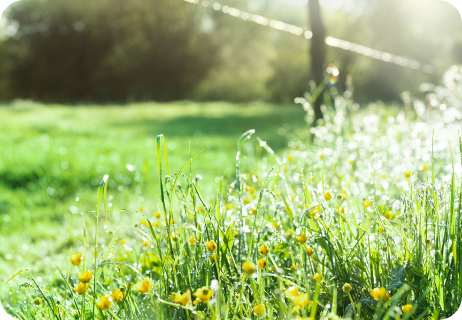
[308,0,326,123]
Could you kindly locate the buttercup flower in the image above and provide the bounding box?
[379,226,384,233]
[189,237,196,245]
[206,240,217,252]
[70,253,82,266]
[259,244,269,256]
[193,287,214,304]
[34,297,42,306]
[287,154,294,161]
[210,254,219,263]
[258,258,268,269]
[243,261,257,275]
[112,288,126,302]
[404,171,411,178]
[343,283,352,292]
[134,279,152,294]
[77,271,93,283]
[96,296,111,310]
[142,241,149,247]
[324,192,332,201]
[285,287,301,300]
[363,199,372,208]
[120,239,126,245]
[292,293,309,308]
[250,208,257,215]
[306,247,314,256]
[370,287,390,301]
[402,304,413,314]
[253,304,266,316]
[73,282,89,295]
[286,229,294,237]
[172,292,190,306]
[154,212,161,218]
[311,273,322,283]
[296,233,307,244]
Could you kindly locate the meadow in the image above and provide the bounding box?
[0,101,305,282]
[1,95,462,319]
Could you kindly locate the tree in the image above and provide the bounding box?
[308,0,326,123]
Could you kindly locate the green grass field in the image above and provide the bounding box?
[2,99,462,320]
[0,101,305,279]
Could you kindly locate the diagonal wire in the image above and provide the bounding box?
[183,0,433,74]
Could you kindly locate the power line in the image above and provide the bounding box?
[183,0,433,74]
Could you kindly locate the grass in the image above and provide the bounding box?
[1,97,462,319]
[0,100,305,281]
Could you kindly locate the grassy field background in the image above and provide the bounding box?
[0,101,305,281]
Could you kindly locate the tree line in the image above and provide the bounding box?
[0,0,460,104]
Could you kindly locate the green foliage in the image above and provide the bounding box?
[1,0,218,101]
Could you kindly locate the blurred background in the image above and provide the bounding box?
[0,0,461,104]
[0,0,462,292]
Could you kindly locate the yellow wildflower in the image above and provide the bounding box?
[343,283,352,292]
[206,240,217,252]
[243,261,257,275]
[379,226,384,233]
[285,287,301,300]
[308,205,322,217]
[134,279,152,294]
[34,297,42,306]
[290,263,299,270]
[112,288,126,302]
[306,247,314,256]
[402,304,414,314]
[120,239,126,245]
[258,258,268,269]
[296,233,307,244]
[404,171,411,178]
[250,208,257,215]
[259,244,269,256]
[70,254,82,266]
[287,154,294,161]
[154,212,161,218]
[96,296,111,310]
[73,282,89,295]
[254,304,266,316]
[363,199,372,208]
[286,229,294,237]
[273,223,280,230]
[172,292,190,306]
[311,273,322,283]
[143,241,149,247]
[189,237,196,245]
[77,271,93,283]
[370,287,390,301]
[292,293,309,308]
[193,287,214,304]
[153,221,160,227]
[324,192,332,201]
[225,203,232,210]
[210,254,219,263]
